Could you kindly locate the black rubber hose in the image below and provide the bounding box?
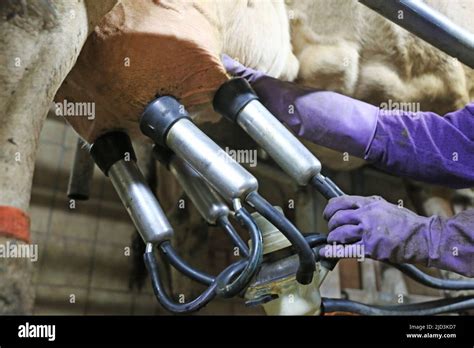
[215,207,263,298]
[144,251,216,313]
[305,233,328,247]
[311,173,345,200]
[159,241,215,286]
[389,263,474,290]
[321,296,474,316]
[216,260,247,291]
[217,216,250,257]
[328,177,345,196]
[246,191,315,284]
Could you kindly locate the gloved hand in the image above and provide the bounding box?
[319,195,474,277]
[222,54,379,158]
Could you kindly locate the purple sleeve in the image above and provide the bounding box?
[252,75,474,188]
[366,104,474,189]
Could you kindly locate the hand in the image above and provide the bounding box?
[319,195,435,265]
[222,54,265,84]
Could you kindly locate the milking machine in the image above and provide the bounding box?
[89,131,265,312]
[87,77,474,315]
[153,143,335,313]
[140,96,317,285]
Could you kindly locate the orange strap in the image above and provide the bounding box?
[0,206,30,243]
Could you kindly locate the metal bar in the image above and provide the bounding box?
[67,137,95,200]
[359,0,474,69]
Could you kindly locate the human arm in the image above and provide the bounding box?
[223,55,474,188]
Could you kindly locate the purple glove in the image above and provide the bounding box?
[223,55,474,188]
[319,195,474,277]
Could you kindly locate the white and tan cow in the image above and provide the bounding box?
[1,0,473,313]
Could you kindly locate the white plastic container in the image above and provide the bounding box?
[246,208,328,315]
